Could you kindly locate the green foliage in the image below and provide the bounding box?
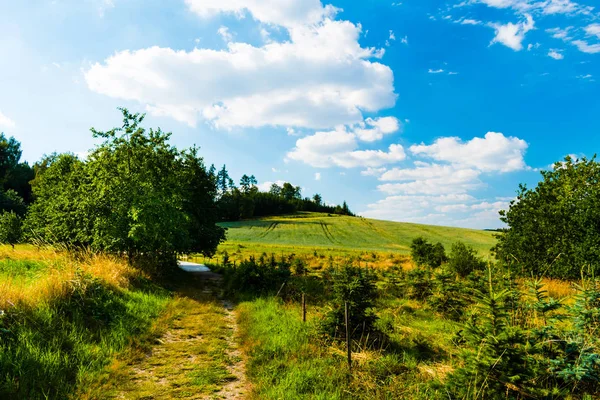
[410,237,447,268]
[0,273,170,399]
[496,155,600,279]
[405,267,433,301]
[24,109,225,270]
[448,268,530,399]
[321,265,379,342]
[220,255,291,297]
[0,134,33,205]
[0,189,26,216]
[427,268,466,321]
[216,170,354,221]
[448,241,486,277]
[0,210,22,248]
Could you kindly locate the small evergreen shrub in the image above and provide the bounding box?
[321,265,380,344]
[447,241,486,277]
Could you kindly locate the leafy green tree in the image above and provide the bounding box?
[448,241,486,277]
[281,182,301,200]
[0,211,22,248]
[0,133,21,184]
[0,189,26,216]
[0,134,33,205]
[410,237,447,268]
[24,154,92,246]
[25,109,225,270]
[313,193,322,206]
[496,156,600,279]
[269,183,282,196]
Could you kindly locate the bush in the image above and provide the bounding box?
[221,256,291,298]
[0,210,21,248]
[321,265,380,343]
[410,237,447,268]
[447,241,486,277]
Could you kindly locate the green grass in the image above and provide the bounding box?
[0,272,171,400]
[215,212,498,264]
[86,277,239,399]
[237,297,457,399]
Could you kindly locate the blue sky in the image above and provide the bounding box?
[1,0,599,228]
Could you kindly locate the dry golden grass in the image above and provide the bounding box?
[0,244,134,310]
[540,277,576,299]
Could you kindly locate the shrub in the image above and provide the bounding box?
[0,211,21,248]
[321,265,379,343]
[447,241,486,277]
[410,237,447,268]
[221,256,291,298]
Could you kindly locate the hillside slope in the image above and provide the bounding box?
[218,212,497,258]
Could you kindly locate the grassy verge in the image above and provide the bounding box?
[237,297,457,399]
[82,276,237,399]
[0,245,172,399]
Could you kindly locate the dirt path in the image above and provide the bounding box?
[84,271,248,399]
[215,299,247,400]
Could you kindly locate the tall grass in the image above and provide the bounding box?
[0,245,171,399]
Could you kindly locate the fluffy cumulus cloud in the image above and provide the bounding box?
[184,0,339,28]
[286,128,405,168]
[490,14,534,51]
[409,132,528,172]
[353,116,400,142]
[360,131,528,228]
[85,1,396,129]
[0,111,16,129]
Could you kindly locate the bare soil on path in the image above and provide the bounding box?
[83,268,248,400]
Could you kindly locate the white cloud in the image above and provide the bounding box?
[286,128,406,168]
[217,26,233,42]
[547,27,573,40]
[184,0,339,28]
[548,49,564,59]
[572,40,600,54]
[410,132,528,172]
[586,23,600,39]
[490,14,534,51]
[258,180,286,192]
[0,111,16,129]
[401,36,409,44]
[389,30,396,41]
[86,14,396,129]
[428,68,445,74]
[361,167,387,176]
[460,18,482,25]
[477,0,591,15]
[577,74,593,79]
[315,172,321,180]
[354,116,400,142]
[377,165,481,195]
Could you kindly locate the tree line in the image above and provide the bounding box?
[213,165,353,221]
[0,109,352,270]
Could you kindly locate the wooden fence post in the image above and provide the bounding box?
[345,301,351,371]
[302,293,306,322]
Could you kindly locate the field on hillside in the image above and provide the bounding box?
[211,213,497,266]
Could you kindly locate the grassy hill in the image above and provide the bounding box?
[214,212,498,264]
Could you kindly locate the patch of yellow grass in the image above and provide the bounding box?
[541,278,576,299]
[0,244,134,310]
